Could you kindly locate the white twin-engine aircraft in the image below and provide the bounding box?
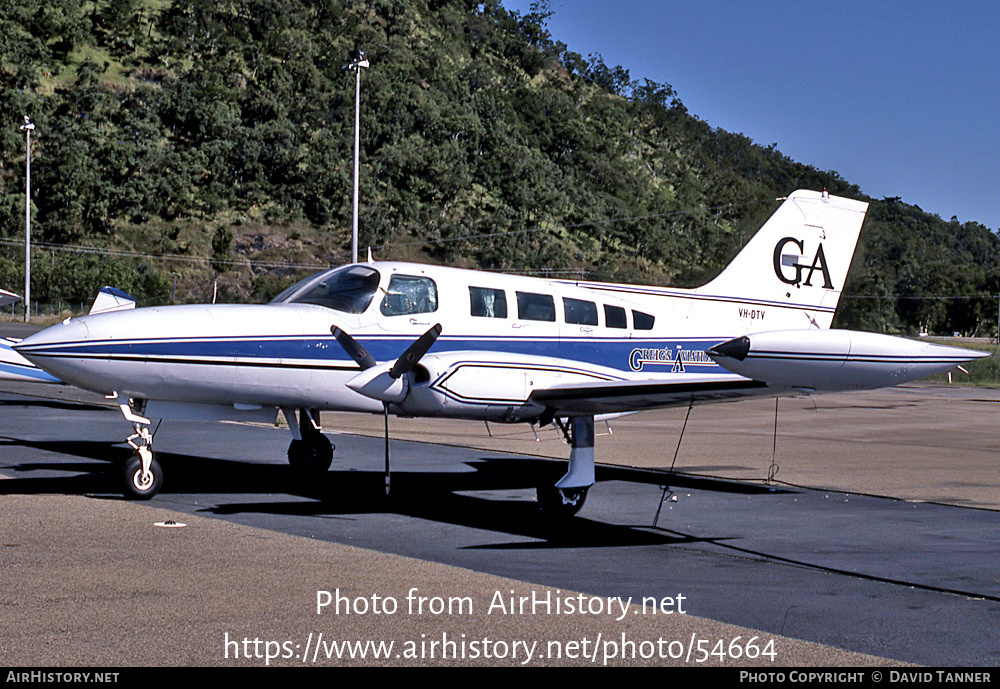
[12,190,987,515]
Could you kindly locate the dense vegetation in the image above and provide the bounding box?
[1,0,998,336]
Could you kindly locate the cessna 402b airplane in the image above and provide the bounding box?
[10,190,988,515]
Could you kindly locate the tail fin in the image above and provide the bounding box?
[699,190,869,329]
[89,286,137,315]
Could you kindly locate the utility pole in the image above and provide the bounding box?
[19,116,34,323]
[343,49,369,264]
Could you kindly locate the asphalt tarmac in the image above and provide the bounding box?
[2,370,999,668]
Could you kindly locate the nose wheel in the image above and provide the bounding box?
[123,450,163,500]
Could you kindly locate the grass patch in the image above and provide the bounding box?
[921,338,1000,386]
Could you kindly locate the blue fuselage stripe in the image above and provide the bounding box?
[19,335,731,376]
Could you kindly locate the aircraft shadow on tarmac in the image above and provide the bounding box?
[0,435,790,549]
[0,398,109,412]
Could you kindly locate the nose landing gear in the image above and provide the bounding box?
[117,397,163,500]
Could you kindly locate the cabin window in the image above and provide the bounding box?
[563,297,598,326]
[516,291,556,322]
[470,287,508,318]
[380,274,438,316]
[274,265,380,314]
[604,305,627,329]
[632,310,655,330]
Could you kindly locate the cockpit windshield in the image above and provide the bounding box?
[270,265,381,314]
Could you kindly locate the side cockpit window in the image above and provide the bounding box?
[275,265,381,314]
[632,310,655,330]
[380,274,438,316]
[470,287,508,318]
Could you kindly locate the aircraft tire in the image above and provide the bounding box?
[123,454,163,500]
[288,434,333,474]
[536,485,588,519]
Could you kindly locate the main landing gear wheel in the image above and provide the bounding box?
[123,453,163,500]
[536,485,589,519]
[287,434,334,474]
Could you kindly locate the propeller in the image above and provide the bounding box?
[332,324,442,403]
[330,323,442,495]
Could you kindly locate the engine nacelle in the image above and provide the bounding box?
[395,351,617,421]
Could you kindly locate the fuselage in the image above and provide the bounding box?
[14,261,832,422]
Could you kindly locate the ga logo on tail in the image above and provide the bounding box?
[773,237,833,289]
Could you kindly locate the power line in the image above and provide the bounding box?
[0,238,331,271]
[377,199,774,248]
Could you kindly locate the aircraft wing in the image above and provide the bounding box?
[0,289,20,308]
[527,375,769,415]
[1,337,61,383]
[528,326,990,416]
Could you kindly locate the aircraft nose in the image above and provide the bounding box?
[14,319,91,357]
[12,317,118,392]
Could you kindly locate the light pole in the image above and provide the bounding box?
[19,116,34,323]
[343,49,369,264]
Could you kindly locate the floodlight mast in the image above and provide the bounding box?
[19,116,34,323]
[343,49,369,264]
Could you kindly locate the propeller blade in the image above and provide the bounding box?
[331,325,377,370]
[389,323,442,379]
